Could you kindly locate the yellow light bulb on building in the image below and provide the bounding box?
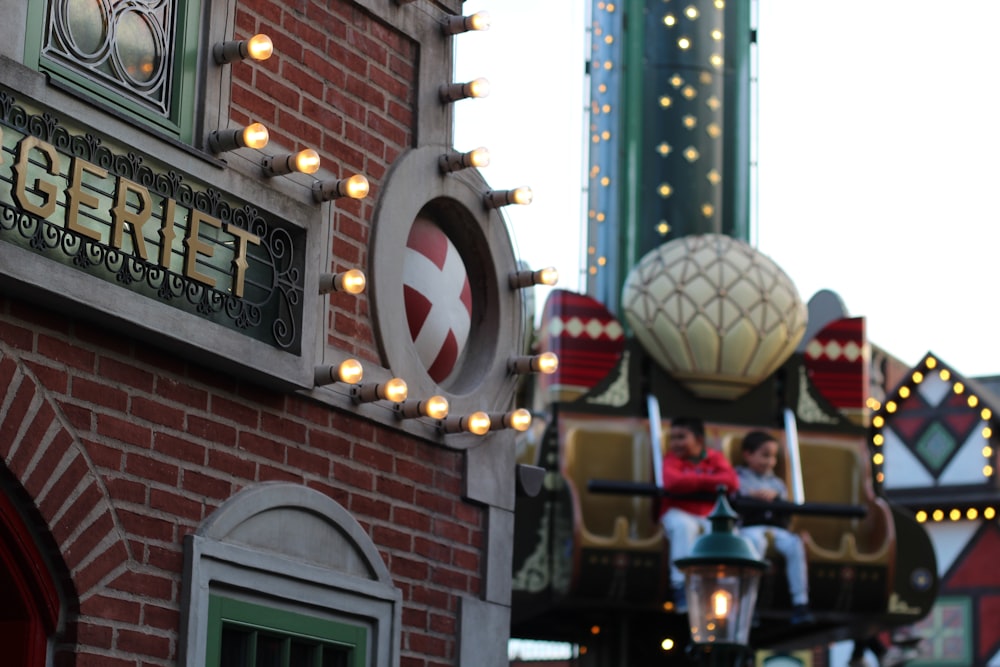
[242,122,269,149]
[467,411,492,436]
[467,77,490,98]
[899,386,910,398]
[684,5,700,19]
[382,378,408,403]
[343,174,370,199]
[664,14,676,26]
[337,359,363,384]
[939,369,950,381]
[926,356,938,369]
[536,267,559,286]
[873,415,884,428]
[949,509,961,521]
[246,33,274,61]
[968,508,979,520]
[536,352,559,375]
[915,510,927,523]
[508,409,533,432]
[932,509,944,521]
[886,401,897,413]
[423,395,450,420]
[335,269,367,295]
[678,37,691,49]
[969,395,979,408]
[982,408,992,420]
[293,148,321,174]
[986,507,996,520]
[954,382,965,394]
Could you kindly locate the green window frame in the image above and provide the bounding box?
[207,595,368,667]
[23,0,203,142]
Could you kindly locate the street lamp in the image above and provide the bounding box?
[676,491,767,666]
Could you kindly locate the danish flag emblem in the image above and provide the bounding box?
[403,217,472,383]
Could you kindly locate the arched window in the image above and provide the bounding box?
[180,483,401,667]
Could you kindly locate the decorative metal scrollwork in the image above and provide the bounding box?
[0,90,304,353]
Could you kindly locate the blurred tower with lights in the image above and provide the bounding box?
[586,0,753,313]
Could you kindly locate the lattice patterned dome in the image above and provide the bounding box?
[621,234,807,400]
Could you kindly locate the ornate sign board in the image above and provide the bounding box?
[0,86,318,389]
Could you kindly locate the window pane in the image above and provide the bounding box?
[255,634,284,667]
[321,647,350,667]
[289,640,317,667]
[220,626,252,667]
[43,0,175,116]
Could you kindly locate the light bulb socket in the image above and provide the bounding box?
[442,12,491,35]
[351,379,408,404]
[395,396,450,420]
[262,149,320,177]
[484,187,532,209]
[440,412,492,435]
[439,79,489,103]
[318,270,366,295]
[208,123,268,154]
[312,175,370,203]
[439,148,489,174]
[509,267,559,289]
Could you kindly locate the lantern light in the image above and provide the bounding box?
[439,78,490,103]
[208,123,269,153]
[676,492,768,664]
[262,149,321,177]
[314,359,363,386]
[312,174,370,202]
[443,11,491,35]
[485,187,533,209]
[318,270,367,295]
[213,33,273,64]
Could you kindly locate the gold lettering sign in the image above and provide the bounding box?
[0,88,306,354]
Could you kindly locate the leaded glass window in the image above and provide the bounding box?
[29,0,201,140]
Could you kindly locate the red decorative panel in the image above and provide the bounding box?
[804,317,867,415]
[538,290,625,402]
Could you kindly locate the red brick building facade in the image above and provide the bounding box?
[0,1,526,666]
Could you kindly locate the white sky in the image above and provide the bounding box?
[455,1,1000,378]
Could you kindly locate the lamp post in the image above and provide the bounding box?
[676,491,767,667]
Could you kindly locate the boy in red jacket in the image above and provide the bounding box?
[659,417,739,612]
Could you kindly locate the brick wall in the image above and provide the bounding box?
[0,293,484,666]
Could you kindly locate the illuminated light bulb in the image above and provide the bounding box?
[440,147,490,173]
[657,142,672,156]
[984,446,993,457]
[709,54,723,68]
[985,465,995,477]
[439,78,490,103]
[658,183,673,197]
[873,415,885,428]
[318,269,367,295]
[926,356,938,369]
[932,509,944,522]
[969,395,979,408]
[684,5,700,19]
[886,401,897,413]
[657,222,670,235]
[395,395,450,420]
[710,589,731,617]
[590,625,601,636]
[207,122,269,153]
[982,408,992,420]
[440,411,492,435]
[213,33,274,64]
[873,434,884,446]
[659,96,673,108]
[509,267,559,289]
[682,115,697,129]
[876,472,884,483]
[873,453,884,465]
[899,386,911,398]
[509,352,559,375]
[915,510,927,523]
[664,14,676,26]
[678,37,691,49]
[711,29,723,40]
[484,187,533,208]
[262,148,321,176]
[351,378,408,404]
[985,427,994,439]
[950,509,961,521]
[913,371,925,383]
[968,508,979,520]
[986,507,996,520]
[954,382,965,394]
[313,359,363,386]
[661,638,675,651]
[312,174,369,202]
[489,408,533,432]
[442,10,491,35]
[939,369,951,381]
